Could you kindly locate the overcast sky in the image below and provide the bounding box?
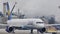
[0,0,60,21]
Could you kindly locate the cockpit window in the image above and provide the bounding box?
[36,22,43,23]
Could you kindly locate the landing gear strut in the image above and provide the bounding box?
[12,30,15,33]
[11,28,15,34]
[37,30,44,34]
[37,30,40,34]
[30,29,33,34]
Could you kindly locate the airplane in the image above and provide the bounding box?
[0,2,45,34]
[1,2,60,34]
[3,2,46,34]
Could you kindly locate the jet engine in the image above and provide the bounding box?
[38,27,46,33]
[6,26,14,33]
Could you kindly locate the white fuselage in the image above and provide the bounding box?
[7,18,45,28]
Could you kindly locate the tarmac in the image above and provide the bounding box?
[0,29,60,34]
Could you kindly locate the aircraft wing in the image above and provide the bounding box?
[45,24,60,26]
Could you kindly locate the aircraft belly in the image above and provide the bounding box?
[7,19,44,29]
[14,26,30,30]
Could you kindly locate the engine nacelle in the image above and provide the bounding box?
[38,28,46,33]
[6,26,14,33]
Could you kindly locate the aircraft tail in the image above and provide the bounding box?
[6,2,12,20]
[2,2,10,24]
[3,2,12,20]
[3,2,17,20]
[6,2,17,20]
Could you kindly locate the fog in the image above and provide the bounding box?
[0,0,60,21]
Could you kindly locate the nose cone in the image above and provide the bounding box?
[37,23,45,28]
[34,23,45,28]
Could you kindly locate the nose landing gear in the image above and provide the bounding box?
[30,29,33,34]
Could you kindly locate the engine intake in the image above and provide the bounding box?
[6,27,14,33]
[38,28,46,33]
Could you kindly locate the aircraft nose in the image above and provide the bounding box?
[34,23,45,28]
